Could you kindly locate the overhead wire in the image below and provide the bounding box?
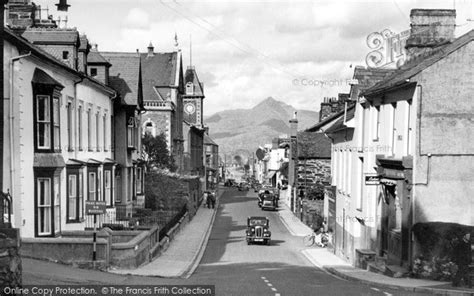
[158,0,304,78]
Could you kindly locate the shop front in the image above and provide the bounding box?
[376,156,413,268]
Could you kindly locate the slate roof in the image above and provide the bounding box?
[324,105,356,134]
[4,27,114,96]
[297,132,332,159]
[140,52,178,101]
[21,27,79,45]
[204,134,218,146]
[362,30,474,97]
[349,66,395,100]
[305,108,346,132]
[184,67,204,97]
[306,66,395,133]
[102,52,142,106]
[88,51,111,66]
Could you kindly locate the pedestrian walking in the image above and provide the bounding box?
[209,191,216,209]
[452,232,472,288]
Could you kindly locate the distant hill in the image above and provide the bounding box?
[204,97,319,160]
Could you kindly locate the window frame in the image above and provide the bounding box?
[103,166,114,207]
[66,166,84,223]
[78,104,83,151]
[87,107,92,151]
[33,85,62,153]
[34,169,61,237]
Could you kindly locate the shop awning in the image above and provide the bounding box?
[380,178,397,186]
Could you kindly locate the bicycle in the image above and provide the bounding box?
[303,231,330,247]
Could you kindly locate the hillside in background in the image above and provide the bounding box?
[204,97,319,160]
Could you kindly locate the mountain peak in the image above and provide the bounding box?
[253,97,285,110]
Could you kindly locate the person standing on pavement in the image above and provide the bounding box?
[452,232,472,288]
[209,191,216,209]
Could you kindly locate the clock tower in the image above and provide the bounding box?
[183,66,204,127]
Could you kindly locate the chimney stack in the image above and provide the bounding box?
[147,42,154,57]
[405,9,456,59]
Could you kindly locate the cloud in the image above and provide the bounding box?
[124,8,151,30]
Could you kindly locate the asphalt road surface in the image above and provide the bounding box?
[23,187,429,296]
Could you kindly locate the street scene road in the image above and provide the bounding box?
[24,187,430,295]
[2,1,473,294]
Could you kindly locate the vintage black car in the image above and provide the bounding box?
[246,216,271,245]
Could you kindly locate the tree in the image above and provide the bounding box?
[142,133,176,171]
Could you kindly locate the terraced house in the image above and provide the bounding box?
[3,27,116,237]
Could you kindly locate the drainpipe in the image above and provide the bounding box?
[9,52,32,209]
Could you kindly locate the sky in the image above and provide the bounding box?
[33,0,474,116]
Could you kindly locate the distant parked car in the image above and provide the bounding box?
[238,182,250,191]
[261,194,278,211]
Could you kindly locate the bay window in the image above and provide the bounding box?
[32,68,63,153]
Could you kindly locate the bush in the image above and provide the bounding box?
[144,172,187,211]
[412,256,456,281]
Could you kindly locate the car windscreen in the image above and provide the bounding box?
[249,219,267,226]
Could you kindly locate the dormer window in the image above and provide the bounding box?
[186,82,194,95]
[90,68,97,77]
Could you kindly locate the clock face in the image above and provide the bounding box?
[185,103,196,114]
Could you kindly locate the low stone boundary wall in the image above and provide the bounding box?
[110,226,159,269]
[20,210,190,270]
[22,236,109,270]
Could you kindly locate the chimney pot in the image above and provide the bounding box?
[147,42,154,57]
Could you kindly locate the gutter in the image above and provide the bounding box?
[9,52,32,216]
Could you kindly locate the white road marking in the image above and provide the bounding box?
[264,279,269,283]
[275,294,281,296]
[371,287,380,291]
[267,283,273,287]
[271,288,277,292]
[383,292,392,296]
[261,276,266,280]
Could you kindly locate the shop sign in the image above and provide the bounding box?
[365,174,380,185]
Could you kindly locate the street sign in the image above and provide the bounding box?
[85,200,106,215]
[365,174,380,185]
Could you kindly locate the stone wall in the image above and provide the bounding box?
[0,228,22,287]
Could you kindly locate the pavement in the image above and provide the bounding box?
[109,186,223,278]
[278,202,474,296]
